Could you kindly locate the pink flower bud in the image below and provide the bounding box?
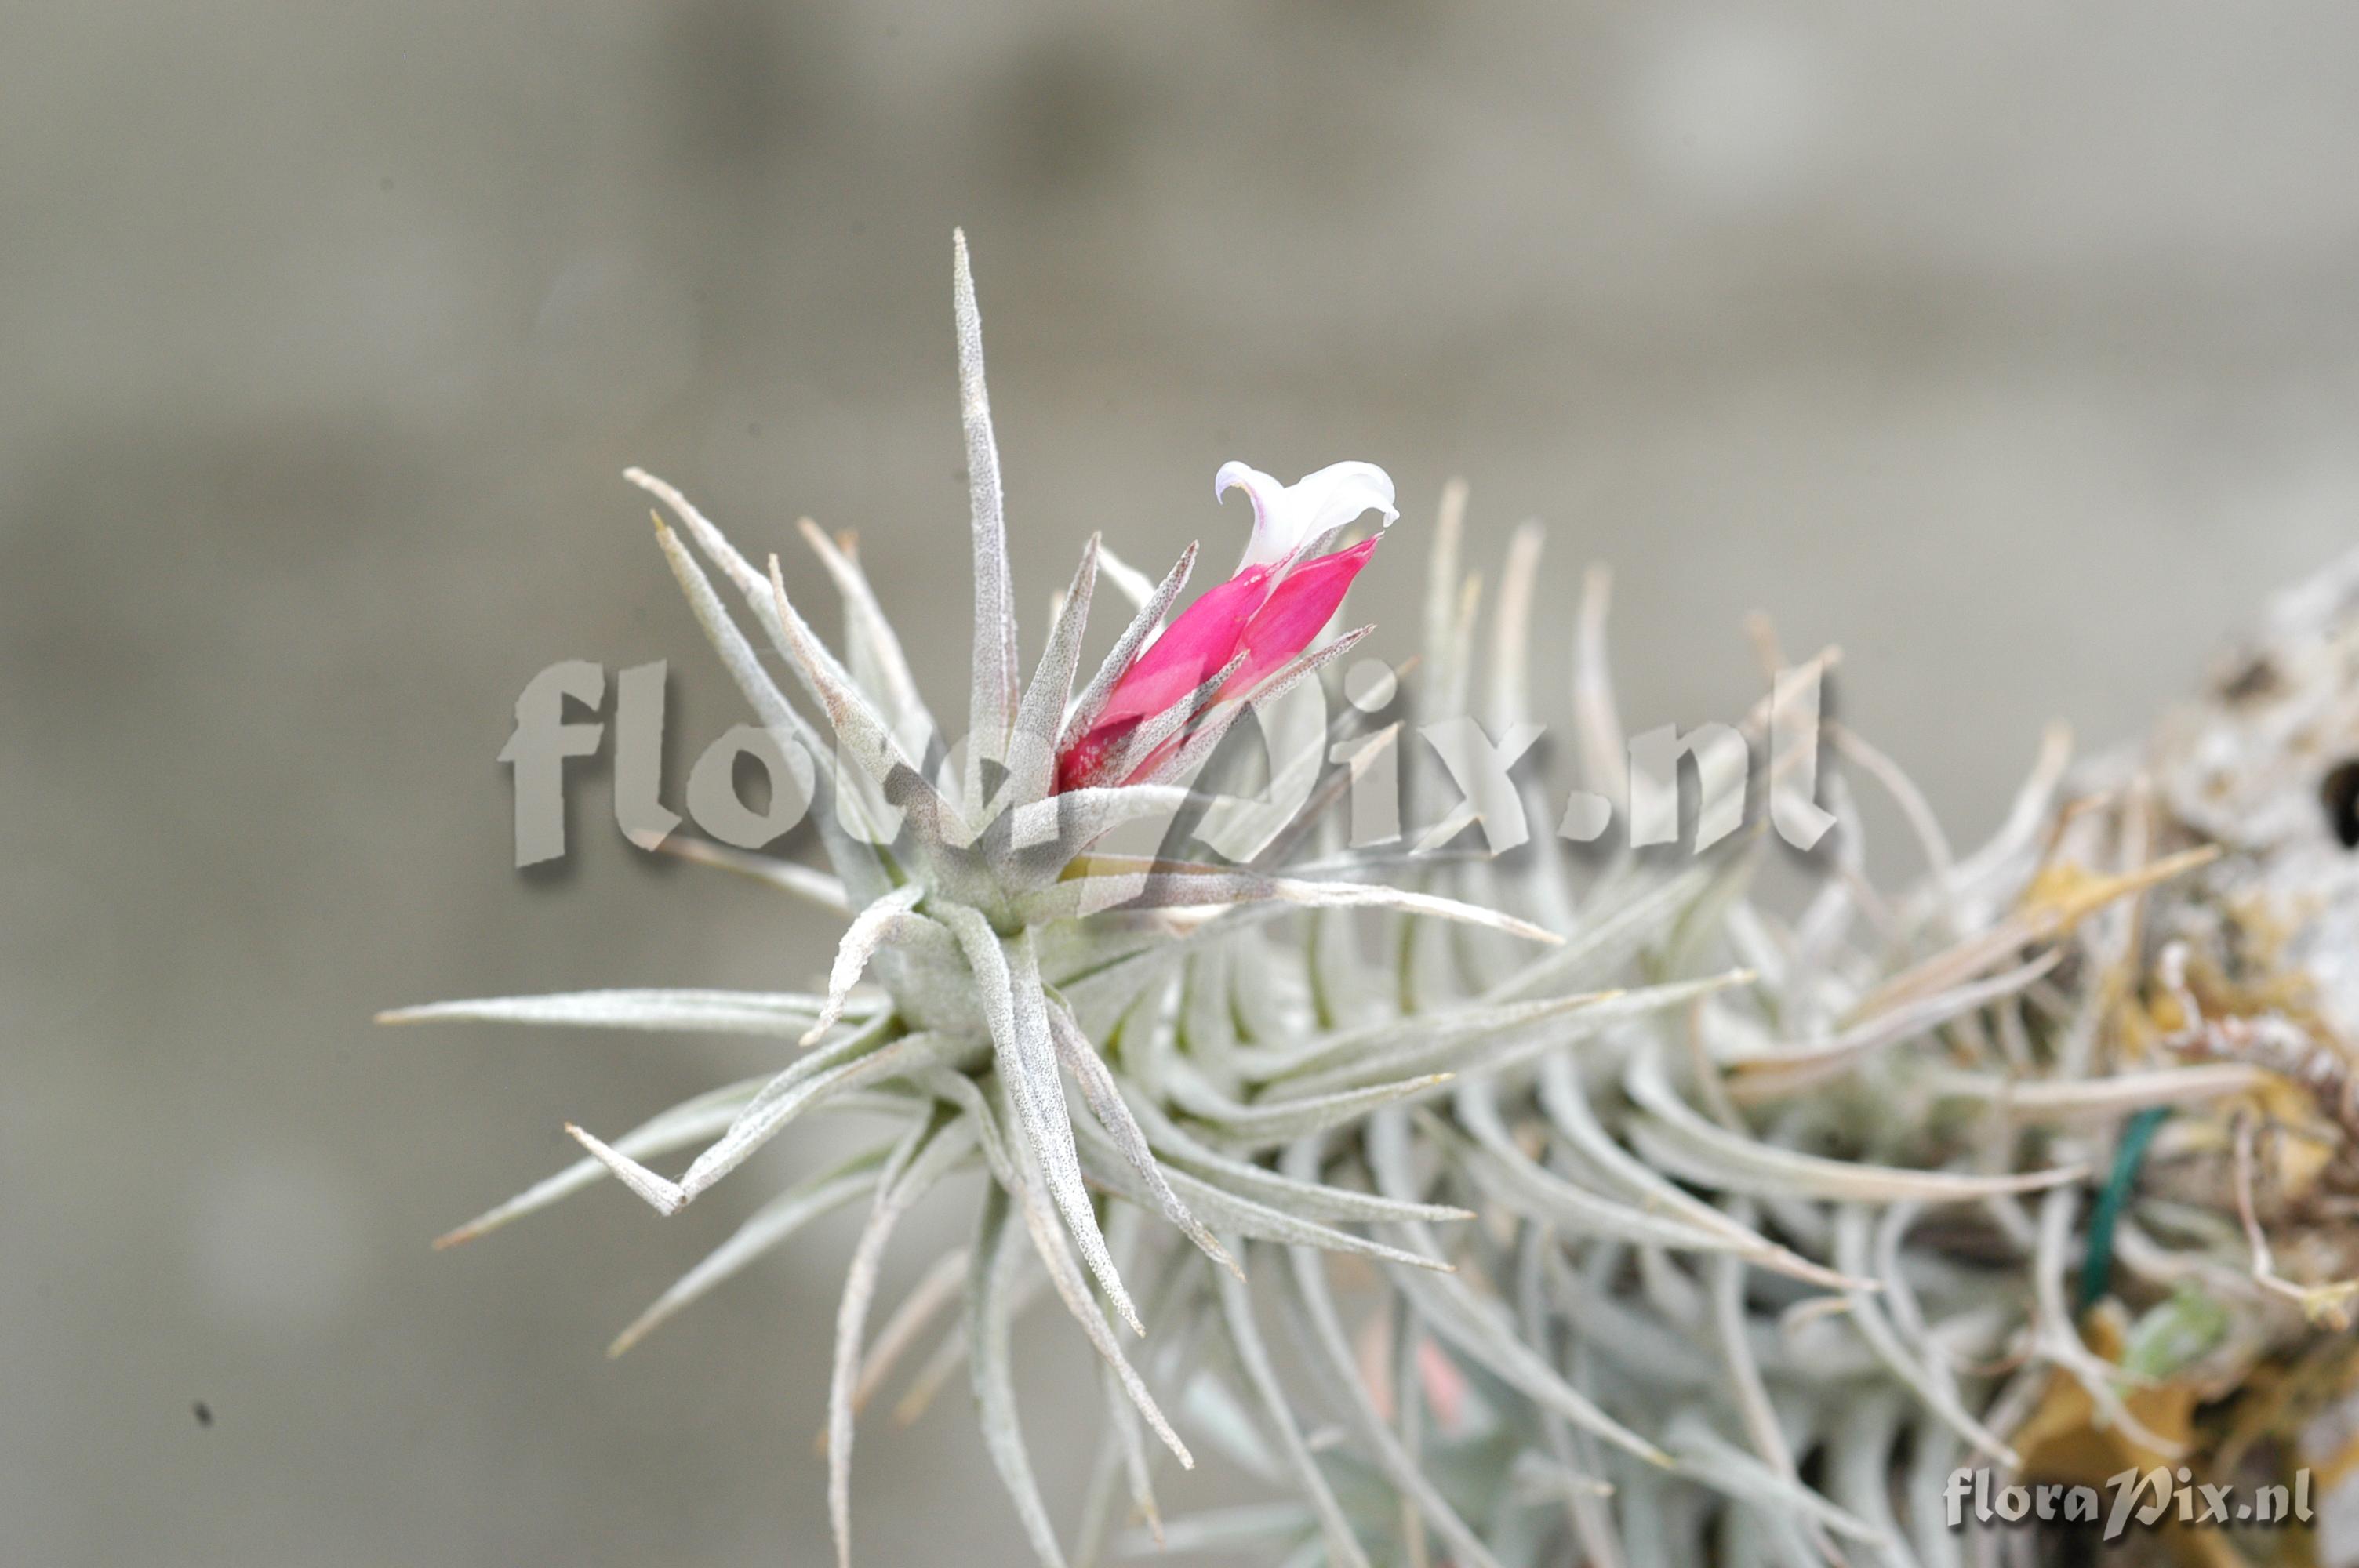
[1089,565,1274,732]
[1055,460,1397,792]
[1225,536,1379,694]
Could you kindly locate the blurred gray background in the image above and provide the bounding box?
[6,2,2359,1563]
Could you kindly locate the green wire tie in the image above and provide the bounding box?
[2078,1105,2172,1314]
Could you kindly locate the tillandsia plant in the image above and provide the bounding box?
[391,233,2359,1568]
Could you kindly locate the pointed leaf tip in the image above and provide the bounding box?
[564,1123,688,1216]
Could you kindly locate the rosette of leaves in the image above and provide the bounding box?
[394,236,2319,1568]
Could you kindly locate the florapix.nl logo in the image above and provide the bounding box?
[1946,1465,2314,1541]
[494,655,1837,869]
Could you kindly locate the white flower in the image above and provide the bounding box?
[1216,459,1400,574]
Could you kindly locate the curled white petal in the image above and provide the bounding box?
[1218,460,1399,573]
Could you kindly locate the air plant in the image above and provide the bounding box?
[390,234,2359,1568]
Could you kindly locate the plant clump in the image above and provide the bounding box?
[390,235,2359,1568]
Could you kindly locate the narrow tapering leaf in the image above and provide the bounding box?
[1215,1243,1372,1568]
[611,1145,891,1356]
[831,1113,972,1568]
[380,988,830,1036]
[939,904,1143,1333]
[1044,994,1232,1272]
[1004,536,1100,807]
[1061,544,1198,757]
[801,884,930,1044]
[968,1183,1069,1568]
[953,228,1019,782]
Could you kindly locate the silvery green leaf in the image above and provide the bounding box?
[890,1255,1050,1429]
[671,1026,965,1203]
[1482,521,1545,737]
[848,1247,969,1419]
[1920,1062,2263,1120]
[380,988,831,1036]
[1070,1396,1128,1568]
[624,466,768,626]
[433,1076,765,1247]
[1228,932,1309,1063]
[940,904,1142,1333]
[561,1023,955,1214]
[1421,477,1467,688]
[1178,1182,1451,1272]
[1827,723,1958,918]
[1700,1207,1816,1548]
[1244,661,1420,876]
[1214,1243,1373,1568]
[2025,1188,2186,1458]
[1391,1238,1667,1465]
[952,229,1020,786]
[1245,989,1627,1087]
[609,1142,892,1356]
[1481,862,1717,1004]
[561,1120,695,1214]
[1303,902,1381,1036]
[1166,1065,1456,1149]
[1020,869,1561,946]
[795,516,940,757]
[1041,992,1231,1272]
[1279,1204,1508,1568]
[1060,543,1198,757]
[1570,562,1627,812]
[1001,536,1100,808]
[1067,1112,1448,1272]
[1829,1206,2021,1465]
[1422,503,1481,726]
[1726,950,2059,1099]
[921,1069,1191,1465]
[968,1182,1069,1568]
[1274,973,1747,1100]
[1661,838,1762,982]
[1537,1247,1722,1391]
[1441,1087,1809,1265]
[1125,1091,1472,1227]
[1821,1392,1910,1558]
[1090,542,1160,613]
[1664,1414,1888,1548]
[1115,1504,1317,1560]
[801,883,930,1045]
[1090,1201,1165,1552]
[1532,1053,1849,1289]
[1622,1042,2086,1205]
[638,486,888,895]
[831,1112,973,1568]
[652,833,851,915]
[764,554,958,846]
[1358,1115,1670,1467]
[1177,1370,1282,1480]
[1944,721,2073,916]
[1903,1417,1968,1568]
[1181,942,1238,1078]
[1094,1348,1160,1555]
[1050,902,1316,1037]
[1512,1227,1626,1568]
[1003,784,1201,883]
